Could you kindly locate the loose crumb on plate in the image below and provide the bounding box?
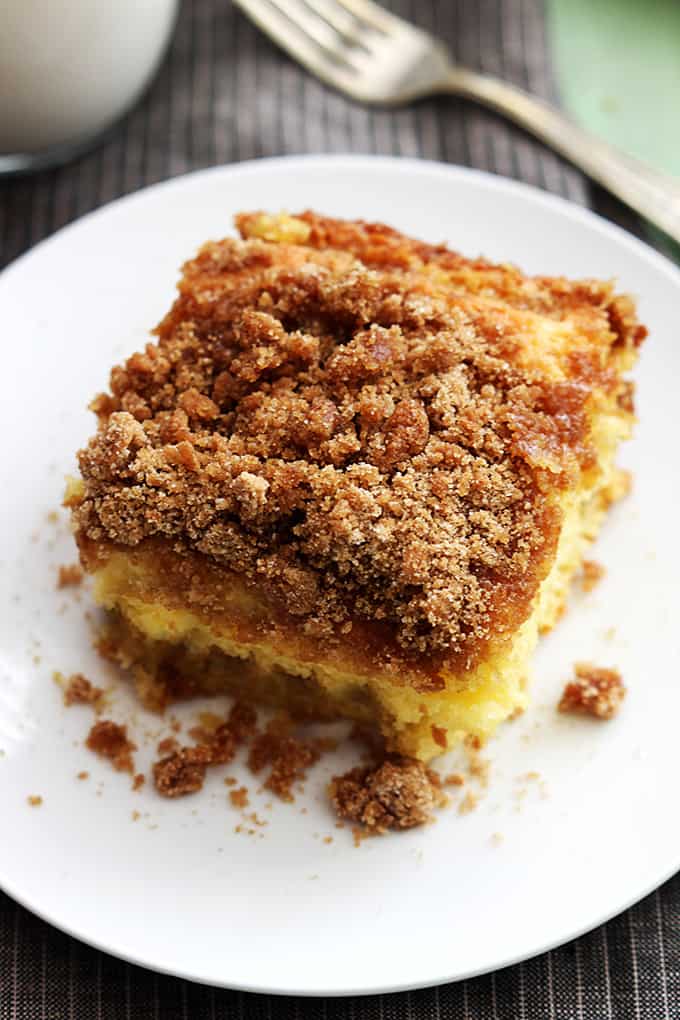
[86,720,137,773]
[458,791,479,815]
[248,721,320,803]
[27,795,43,807]
[329,757,445,834]
[132,773,145,791]
[76,771,89,781]
[57,563,84,589]
[153,745,213,797]
[581,559,606,593]
[57,672,104,709]
[559,663,626,720]
[444,772,465,787]
[229,786,250,809]
[157,736,179,755]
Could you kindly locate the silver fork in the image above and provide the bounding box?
[233,0,680,246]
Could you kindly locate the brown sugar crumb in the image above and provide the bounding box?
[458,791,479,815]
[444,772,465,787]
[248,726,320,803]
[153,745,213,797]
[132,810,141,821]
[61,672,104,709]
[581,560,606,593]
[229,786,250,809]
[76,771,89,781]
[86,720,136,773]
[157,736,179,755]
[329,757,444,833]
[27,795,43,807]
[223,776,237,787]
[323,835,333,845]
[57,563,84,589]
[559,663,626,720]
[132,773,145,791]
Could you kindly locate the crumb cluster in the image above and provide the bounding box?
[70,212,643,671]
[329,757,445,832]
[581,559,605,593]
[61,672,103,708]
[559,663,626,720]
[86,720,137,773]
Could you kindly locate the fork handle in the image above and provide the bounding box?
[447,69,680,246]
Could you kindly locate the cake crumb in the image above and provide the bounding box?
[329,757,445,833]
[224,776,237,787]
[248,725,320,802]
[86,720,136,773]
[60,672,104,709]
[132,810,141,821]
[57,563,84,589]
[458,791,479,815]
[157,736,179,755]
[153,745,213,797]
[323,836,333,844]
[444,772,465,787]
[581,560,605,593]
[76,771,89,781]
[229,786,250,809]
[132,773,145,791]
[559,663,626,720]
[27,795,43,807]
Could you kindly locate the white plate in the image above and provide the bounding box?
[1,155,679,997]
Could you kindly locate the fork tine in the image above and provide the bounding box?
[302,0,365,41]
[233,0,357,82]
[330,0,402,34]
[267,0,350,55]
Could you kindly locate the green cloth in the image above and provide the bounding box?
[547,0,680,257]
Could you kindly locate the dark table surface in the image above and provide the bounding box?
[1,1,677,1017]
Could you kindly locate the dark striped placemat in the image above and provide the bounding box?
[0,1,677,1017]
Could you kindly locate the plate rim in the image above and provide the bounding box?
[1,153,679,997]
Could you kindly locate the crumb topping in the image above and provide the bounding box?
[86,720,136,772]
[62,672,103,708]
[581,559,606,592]
[329,757,444,832]
[153,745,213,796]
[57,563,84,588]
[248,720,320,802]
[229,786,250,808]
[72,212,643,668]
[559,663,626,720]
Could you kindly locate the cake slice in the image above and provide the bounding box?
[67,211,645,761]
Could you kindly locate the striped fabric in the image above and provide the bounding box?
[0,1,676,1016]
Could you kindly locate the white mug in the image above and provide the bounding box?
[0,0,179,174]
